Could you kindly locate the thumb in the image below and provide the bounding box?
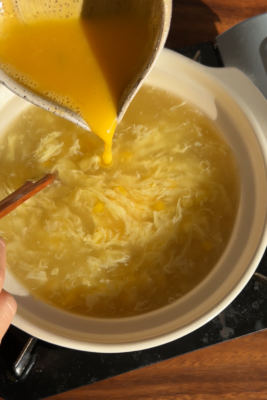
[0,238,6,291]
[0,289,17,342]
[0,238,17,342]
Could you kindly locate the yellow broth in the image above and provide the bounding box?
[0,86,240,318]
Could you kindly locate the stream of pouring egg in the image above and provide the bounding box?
[0,13,151,164]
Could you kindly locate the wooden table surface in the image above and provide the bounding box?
[48,1,267,399]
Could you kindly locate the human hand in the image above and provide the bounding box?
[0,238,17,343]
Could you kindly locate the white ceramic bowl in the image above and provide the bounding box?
[2,48,267,353]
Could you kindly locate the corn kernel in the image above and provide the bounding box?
[154,200,165,211]
[115,186,129,196]
[93,202,104,214]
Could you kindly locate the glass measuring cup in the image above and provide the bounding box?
[0,0,172,132]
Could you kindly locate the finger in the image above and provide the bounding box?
[0,238,6,292]
[0,289,17,342]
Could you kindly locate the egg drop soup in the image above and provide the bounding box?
[0,86,240,318]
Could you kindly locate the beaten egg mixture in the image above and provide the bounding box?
[0,86,240,318]
[0,3,155,164]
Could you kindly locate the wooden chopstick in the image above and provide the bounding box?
[0,174,54,219]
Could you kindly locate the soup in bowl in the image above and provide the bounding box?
[1,49,267,352]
